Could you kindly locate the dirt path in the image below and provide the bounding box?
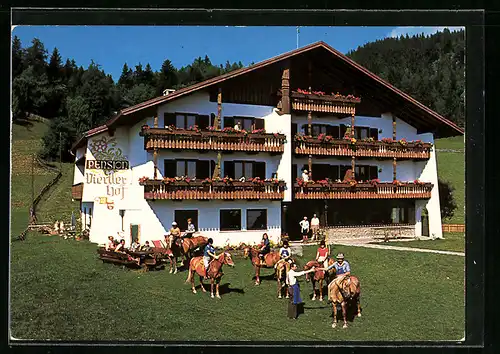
[332,239,464,256]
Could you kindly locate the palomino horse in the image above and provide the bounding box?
[303,258,336,301]
[327,275,362,328]
[275,260,290,299]
[185,252,235,298]
[166,235,209,273]
[243,246,281,285]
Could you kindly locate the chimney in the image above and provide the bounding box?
[163,88,176,96]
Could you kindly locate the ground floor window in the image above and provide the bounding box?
[325,199,415,226]
[247,209,267,230]
[220,209,241,231]
[174,210,198,232]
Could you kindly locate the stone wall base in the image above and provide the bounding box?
[326,225,416,241]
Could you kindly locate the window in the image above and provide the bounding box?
[164,159,213,179]
[353,126,379,140]
[164,112,211,130]
[247,209,267,230]
[220,209,241,231]
[355,165,379,181]
[224,161,266,179]
[232,117,265,131]
[174,210,198,232]
[177,160,197,178]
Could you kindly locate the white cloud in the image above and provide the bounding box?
[388,26,464,38]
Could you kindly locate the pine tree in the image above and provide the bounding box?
[25,38,48,74]
[156,59,178,95]
[12,35,25,78]
[47,47,62,82]
[118,63,134,89]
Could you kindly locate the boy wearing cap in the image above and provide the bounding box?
[301,169,309,182]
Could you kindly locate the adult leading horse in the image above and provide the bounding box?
[303,258,336,301]
[185,252,235,298]
[243,246,281,285]
[327,275,362,328]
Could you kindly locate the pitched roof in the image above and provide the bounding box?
[71,41,463,152]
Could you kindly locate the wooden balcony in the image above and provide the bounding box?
[140,127,286,153]
[293,181,433,200]
[294,136,432,159]
[140,178,286,200]
[278,90,360,115]
[72,183,84,200]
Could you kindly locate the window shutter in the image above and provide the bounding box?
[254,118,265,130]
[164,160,176,178]
[254,162,266,179]
[370,128,379,140]
[210,160,216,178]
[331,165,340,181]
[197,115,210,130]
[292,164,297,182]
[291,123,298,136]
[196,160,210,179]
[331,125,340,138]
[224,116,234,129]
[224,161,235,179]
[164,113,176,127]
[369,166,378,180]
[340,124,347,138]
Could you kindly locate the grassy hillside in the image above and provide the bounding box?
[435,135,465,224]
[11,119,79,238]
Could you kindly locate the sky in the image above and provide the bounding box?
[12,25,464,82]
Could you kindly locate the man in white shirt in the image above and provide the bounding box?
[234,121,242,131]
[287,262,316,307]
[301,169,309,182]
[310,214,320,241]
[299,216,310,243]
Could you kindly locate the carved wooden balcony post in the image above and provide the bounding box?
[392,114,397,181]
[281,66,290,114]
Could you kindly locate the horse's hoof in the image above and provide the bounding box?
[278,295,282,299]
[255,282,259,286]
[319,298,324,302]
[216,295,221,299]
[192,290,197,294]
[332,323,337,328]
[311,297,316,301]
[211,294,215,298]
[358,313,362,317]
[169,270,173,274]
[343,324,348,329]
[174,270,178,274]
[285,296,289,299]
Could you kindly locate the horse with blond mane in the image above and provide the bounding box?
[166,234,209,273]
[185,251,235,298]
[327,274,361,328]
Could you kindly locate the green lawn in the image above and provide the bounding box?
[10,235,465,341]
[382,232,465,253]
[435,135,465,151]
[435,136,465,225]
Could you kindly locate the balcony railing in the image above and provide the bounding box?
[72,183,84,200]
[293,181,433,199]
[140,178,286,200]
[294,136,432,159]
[140,127,286,153]
[278,90,360,115]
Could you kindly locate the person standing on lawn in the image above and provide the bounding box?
[299,216,310,243]
[310,214,320,241]
[286,262,316,318]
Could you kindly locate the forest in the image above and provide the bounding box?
[11,28,464,162]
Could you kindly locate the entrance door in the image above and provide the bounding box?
[130,224,140,243]
[421,209,430,237]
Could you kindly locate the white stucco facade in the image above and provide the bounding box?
[74,87,448,247]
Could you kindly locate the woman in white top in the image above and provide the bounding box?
[287,262,316,305]
[299,216,310,242]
